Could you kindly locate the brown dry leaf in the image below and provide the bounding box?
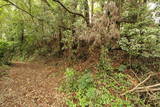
[0,62,66,107]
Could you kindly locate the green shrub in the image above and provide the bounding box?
[62,68,78,92]
[119,3,160,58]
[119,26,160,57]
[0,40,14,65]
[98,46,114,72]
[61,68,133,107]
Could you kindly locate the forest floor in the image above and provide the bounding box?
[0,60,67,107]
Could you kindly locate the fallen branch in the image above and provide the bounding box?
[136,83,160,90]
[135,88,160,93]
[121,73,157,96]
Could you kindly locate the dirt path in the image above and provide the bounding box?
[0,62,66,107]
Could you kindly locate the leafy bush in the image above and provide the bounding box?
[0,40,14,65]
[61,68,133,107]
[119,26,160,57]
[98,46,114,72]
[119,3,160,58]
[64,68,78,92]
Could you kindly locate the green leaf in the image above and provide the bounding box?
[118,65,127,72]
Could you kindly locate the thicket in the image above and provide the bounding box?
[0,40,14,65]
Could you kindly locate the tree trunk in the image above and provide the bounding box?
[20,22,24,44]
[58,28,64,57]
[89,0,94,24]
[84,0,90,26]
[71,0,77,37]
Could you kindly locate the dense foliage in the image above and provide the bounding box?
[0,40,14,65]
[119,3,160,57]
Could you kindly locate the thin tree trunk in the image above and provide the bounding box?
[29,0,32,14]
[84,0,90,26]
[71,0,77,37]
[89,0,94,24]
[21,22,24,44]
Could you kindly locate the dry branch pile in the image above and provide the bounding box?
[122,72,160,96]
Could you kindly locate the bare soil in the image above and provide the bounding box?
[0,62,66,107]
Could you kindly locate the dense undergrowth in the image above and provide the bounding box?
[0,40,14,65]
[60,49,160,107]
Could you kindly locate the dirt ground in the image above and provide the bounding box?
[0,62,66,107]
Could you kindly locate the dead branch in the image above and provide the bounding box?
[121,73,157,96]
[137,83,160,90]
[135,88,160,93]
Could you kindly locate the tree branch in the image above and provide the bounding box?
[42,0,52,9]
[121,73,158,96]
[135,88,160,93]
[58,25,72,31]
[51,0,89,25]
[2,0,34,18]
[118,17,136,24]
[53,0,85,19]
[137,83,160,90]
[0,4,11,8]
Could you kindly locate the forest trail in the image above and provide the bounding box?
[0,62,66,107]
